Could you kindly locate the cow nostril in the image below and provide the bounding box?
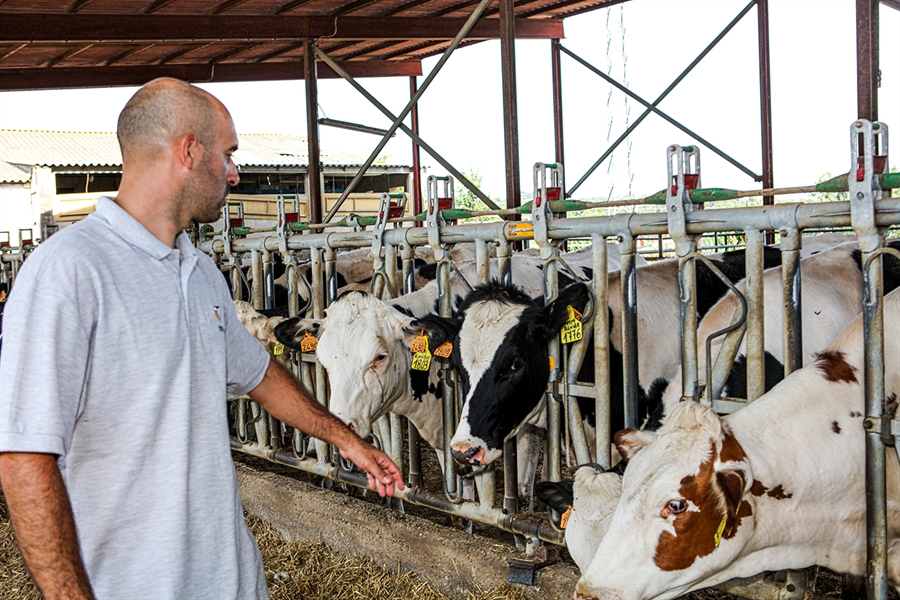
[348,423,356,432]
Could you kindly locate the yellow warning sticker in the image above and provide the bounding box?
[506,222,534,239]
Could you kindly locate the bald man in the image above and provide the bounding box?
[0,78,403,600]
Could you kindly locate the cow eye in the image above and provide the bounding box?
[666,499,687,514]
[374,352,388,364]
[509,360,525,373]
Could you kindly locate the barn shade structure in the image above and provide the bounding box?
[0,0,888,222]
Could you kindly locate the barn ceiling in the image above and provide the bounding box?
[0,0,626,90]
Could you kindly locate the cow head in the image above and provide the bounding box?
[274,291,456,438]
[448,280,591,467]
[574,401,754,600]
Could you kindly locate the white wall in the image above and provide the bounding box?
[0,182,36,246]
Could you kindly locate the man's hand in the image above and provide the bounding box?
[337,438,405,497]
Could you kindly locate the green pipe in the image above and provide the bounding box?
[287,222,309,232]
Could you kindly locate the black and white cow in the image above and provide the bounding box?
[573,287,900,600]
[273,246,625,497]
[443,245,785,469]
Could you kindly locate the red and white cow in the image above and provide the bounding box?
[573,288,900,600]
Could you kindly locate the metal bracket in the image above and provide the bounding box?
[665,145,701,258]
[507,541,547,586]
[849,120,888,253]
[426,175,451,261]
[532,162,564,253]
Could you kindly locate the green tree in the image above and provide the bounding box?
[454,168,492,212]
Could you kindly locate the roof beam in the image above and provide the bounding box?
[0,60,423,91]
[0,14,564,42]
[207,0,253,14]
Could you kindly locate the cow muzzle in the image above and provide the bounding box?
[451,444,485,466]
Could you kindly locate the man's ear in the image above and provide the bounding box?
[176,133,201,170]
[273,317,324,351]
[614,428,656,462]
[403,314,461,349]
[543,282,591,332]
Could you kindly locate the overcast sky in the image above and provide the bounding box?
[1,0,898,201]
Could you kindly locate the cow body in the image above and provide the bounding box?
[574,289,900,600]
[662,240,900,406]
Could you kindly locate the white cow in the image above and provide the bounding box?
[573,288,900,600]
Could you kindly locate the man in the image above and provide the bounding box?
[0,78,404,600]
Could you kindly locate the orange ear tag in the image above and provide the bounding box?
[559,505,573,529]
[410,330,427,354]
[560,305,583,344]
[273,341,285,355]
[411,335,432,371]
[300,331,318,352]
[549,356,556,370]
[433,341,453,358]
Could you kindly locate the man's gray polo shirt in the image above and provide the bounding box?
[0,197,271,599]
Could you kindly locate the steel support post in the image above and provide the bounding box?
[857,0,880,121]
[850,119,889,600]
[592,236,611,467]
[551,39,565,175]
[305,39,323,225]
[410,76,424,217]
[779,227,802,376]
[320,0,496,223]
[757,0,774,219]
[744,228,767,401]
[500,0,521,213]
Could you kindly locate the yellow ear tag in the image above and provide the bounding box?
[411,335,432,371]
[410,330,427,354]
[560,305,583,344]
[559,505,573,529]
[713,513,727,547]
[433,341,453,358]
[273,341,285,355]
[300,331,318,352]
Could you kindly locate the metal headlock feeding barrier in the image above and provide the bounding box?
[2,121,896,599]
[204,121,900,600]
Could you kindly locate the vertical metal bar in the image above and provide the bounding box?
[475,239,490,284]
[863,255,888,600]
[619,235,639,428]
[503,437,518,516]
[438,260,458,497]
[263,249,275,310]
[250,249,264,310]
[592,236,611,467]
[780,228,802,376]
[305,39,323,224]
[385,243,399,298]
[325,245,338,305]
[500,0,521,213]
[409,76,423,217]
[745,228,766,401]
[551,38,565,178]
[757,0,775,219]
[543,248,562,485]
[401,242,421,489]
[498,240,512,286]
[678,253,700,403]
[311,246,330,463]
[856,0,879,121]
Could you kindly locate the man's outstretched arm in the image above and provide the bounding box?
[248,358,405,497]
[0,452,95,600]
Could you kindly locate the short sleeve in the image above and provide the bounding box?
[219,284,270,398]
[0,276,91,456]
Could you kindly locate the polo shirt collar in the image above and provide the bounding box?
[94,196,188,261]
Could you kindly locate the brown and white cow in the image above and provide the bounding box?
[573,288,900,600]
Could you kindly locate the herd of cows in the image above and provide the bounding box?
[233,233,900,600]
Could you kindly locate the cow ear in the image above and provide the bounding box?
[614,427,656,462]
[535,481,574,514]
[405,314,461,349]
[715,433,752,524]
[263,316,285,341]
[273,317,324,351]
[543,282,592,332]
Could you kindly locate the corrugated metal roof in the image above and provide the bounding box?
[0,160,31,183]
[0,130,409,170]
